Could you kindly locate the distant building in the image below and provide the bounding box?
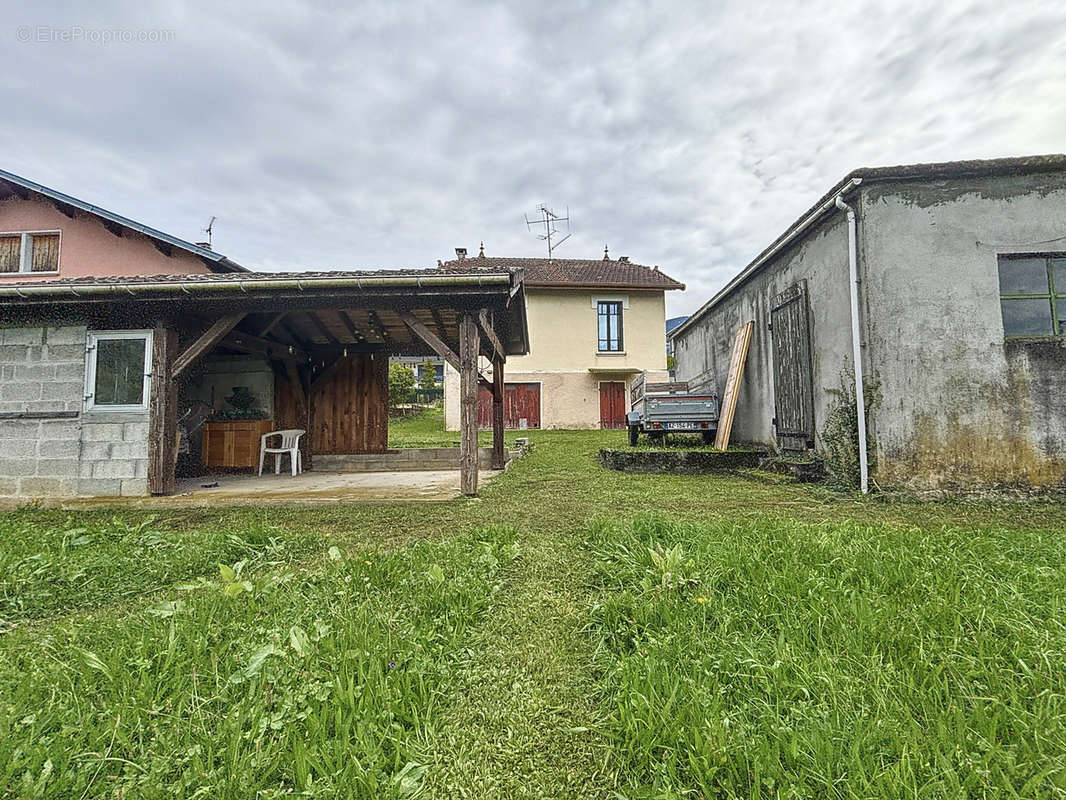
[665,315,688,358]
[672,155,1066,490]
[441,249,683,429]
[391,356,444,386]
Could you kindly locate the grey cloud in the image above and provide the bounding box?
[2,0,1065,313]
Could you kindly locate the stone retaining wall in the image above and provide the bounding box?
[599,448,763,473]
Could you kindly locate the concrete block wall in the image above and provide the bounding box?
[77,417,150,496]
[0,325,150,498]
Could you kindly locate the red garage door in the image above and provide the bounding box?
[478,382,541,429]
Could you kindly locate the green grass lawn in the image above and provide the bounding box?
[2,424,1066,798]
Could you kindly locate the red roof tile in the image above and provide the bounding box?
[438,256,684,290]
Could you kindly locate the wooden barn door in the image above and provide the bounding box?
[309,354,389,454]
[770,282,815,451]
[599,381,627,429]
[479,383,541,429]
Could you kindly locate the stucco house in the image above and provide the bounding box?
[0,170,529,499]
[671,154,1066,490]
[441,249,683,429]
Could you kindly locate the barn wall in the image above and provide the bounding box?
[860,172,1066,488]
[672,213,854,450]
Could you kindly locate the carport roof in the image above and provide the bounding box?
[0,268,530,358]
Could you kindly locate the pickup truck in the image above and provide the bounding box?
[626,370,720,446]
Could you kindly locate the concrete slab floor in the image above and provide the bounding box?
[7,469,502,509]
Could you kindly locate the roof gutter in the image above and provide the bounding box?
[671,177,863,341]
[0,273,513,301]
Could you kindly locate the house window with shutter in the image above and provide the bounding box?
[0,231,61,274]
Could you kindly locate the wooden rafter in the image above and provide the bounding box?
[258,312,287,337]
[336,310,365,343]
[306,311,339,344]
[477,308,505,362]
[430,308,448,339]
[367,310,390,344]
[172,313,245,378]
[400,311,460,371]
[223,329,307,362]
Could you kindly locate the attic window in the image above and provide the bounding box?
[0,231,61,274]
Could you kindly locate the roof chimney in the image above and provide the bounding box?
[195,241,212,251]
[619,256,629,263]
[455,247,467,260]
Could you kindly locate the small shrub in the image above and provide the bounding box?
[821,367,879,491]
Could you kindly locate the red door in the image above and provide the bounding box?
[599,381,627,429]
[477,383,541,429]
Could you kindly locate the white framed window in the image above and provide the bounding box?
[0,230,61,274]
[85,330,154,412]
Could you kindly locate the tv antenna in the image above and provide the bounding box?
[202,216,216,248]
[524,204,571,260]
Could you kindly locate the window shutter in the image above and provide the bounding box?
[0,235,19,273]
[30,233,60,272]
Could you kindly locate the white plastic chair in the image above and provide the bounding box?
[259,429,305,477]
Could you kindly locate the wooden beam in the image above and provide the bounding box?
[430,308,448,339]
[459,313,480,496]
[714,321,754,451]
[172,313,245,378]
[367,310,390,344]
[491,353,505,470]
[258,312,287,337]
[148,325,179,495]
[401,311,460,371]
[307,311,339,344]
[222,329,307,362]
[477,308,505,362]
[337,310,365,343]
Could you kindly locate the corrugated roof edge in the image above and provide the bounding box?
[671,153,1066,341]
[0,167,247,272]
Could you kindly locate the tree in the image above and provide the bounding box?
[418,359,438,389]
[389,363,415,411]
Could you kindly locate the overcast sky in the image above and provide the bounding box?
[4,1,1065,315]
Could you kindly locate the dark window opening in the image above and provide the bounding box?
[998,255,1064,337]
[597,301,623,352]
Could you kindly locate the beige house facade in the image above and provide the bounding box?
[442,253,683,430]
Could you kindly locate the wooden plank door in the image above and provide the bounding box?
[769,281,815,450]
[478,383,541,428]
[599,381,627,429]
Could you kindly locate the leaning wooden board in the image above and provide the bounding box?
[714,321,754,450]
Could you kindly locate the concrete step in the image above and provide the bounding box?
[315,447,498,472]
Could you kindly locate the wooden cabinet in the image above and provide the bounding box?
[201,420,275,468]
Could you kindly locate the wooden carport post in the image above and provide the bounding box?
[148,324,178,495]
[491,354,505,470]
[459,312,480,495]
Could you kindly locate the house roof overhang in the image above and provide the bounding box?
[0,167,247,273]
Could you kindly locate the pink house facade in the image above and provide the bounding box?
[0,168,244,281]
